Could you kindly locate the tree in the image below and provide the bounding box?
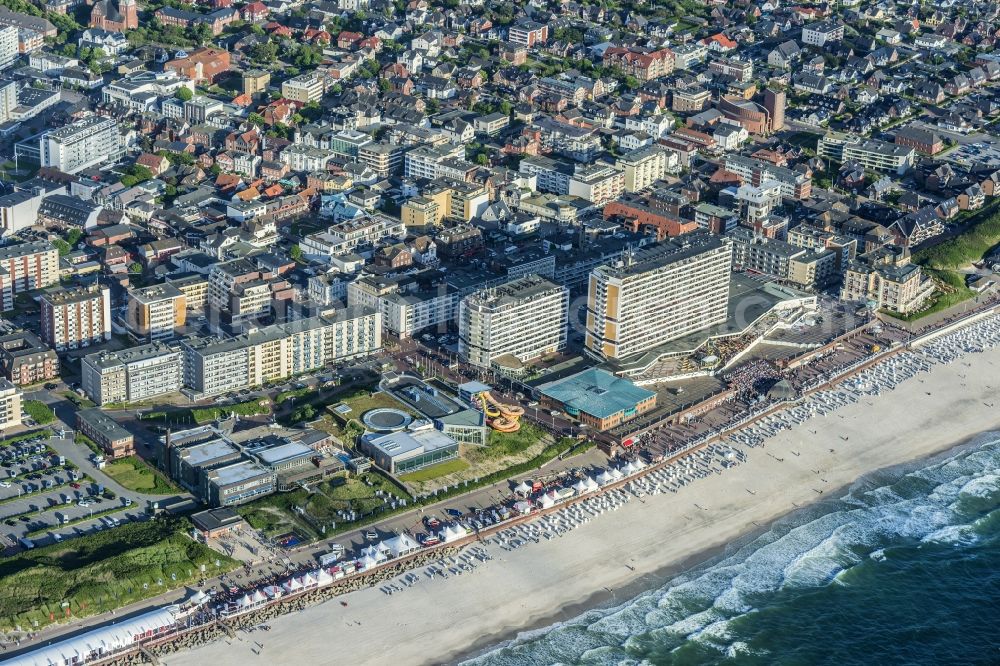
[52,239,71,256]
[475,153,489,166]
[128,262,143,274]
[120,174,138,187]
[175,86,193,101]
[247,112,265,127]
[290,244,302,261]
[292,404,316,422]
[249,42,278,64]
[191,22,214,45]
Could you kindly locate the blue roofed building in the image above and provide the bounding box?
[536,368,656,431]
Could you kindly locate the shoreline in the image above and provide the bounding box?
[448,428,998,664]
[163,331,1000,666]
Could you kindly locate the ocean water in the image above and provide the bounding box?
[463,434,1000,666]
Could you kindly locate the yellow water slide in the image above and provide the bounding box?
[479,392,523,432]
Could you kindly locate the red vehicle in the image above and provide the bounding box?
[420,534,441,547]
[69,482,80,489]
[425,517,441,530]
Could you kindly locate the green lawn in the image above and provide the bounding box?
[237,472,408,539]
[320,390,414,437]
[102,456,178,494]
[913,201,1000,270]
[62,392,96,409]
[470,421,548,461]
[882,269,974,322]
[0,517,237,632]
[139,399,270,425]
[399,458,470,482]
[1,429,53,446]
[331,390,412,418]
[22,400,55,425]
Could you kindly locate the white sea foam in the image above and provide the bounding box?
[957,472,1000,500]
[466,435,1000,665]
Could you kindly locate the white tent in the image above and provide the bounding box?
[610,467,624,480]
[584,476,599,491]
[538,492,556,509]
[596,470,614,485]
[301,572,318,587]
[514,500,533,515]
[385,533,420,558]
[573,479,589,495]
[440,525,465,543]
[623,461,639,476]
[361,544,388,562]
[189,590,209,606]
[3,606,182,666]
[358,554,380,571]
[263,585,284,599]
[251,590,267,604]
[236,595,252,608]
[316,569,334,588]
[283,577,303,592]
[514,480,532,495]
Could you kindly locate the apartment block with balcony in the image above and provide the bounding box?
[126,283,186,342]
[459,274,569,371]
[0,331,58,385]
[0,241,59,309]
[81,342,183,406]
[39,284,111,352]
[585,232,731,362]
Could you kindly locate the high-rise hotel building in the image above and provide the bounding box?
[585,232,731,361]
[459,275,569,369]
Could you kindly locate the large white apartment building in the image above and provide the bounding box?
[519,155,573,194]
[126,283,186,342]
[568,164,625,205]
[459,275,569,369]
[724,154,812,200]
[81,343,184,405]
[281,72,325,103]
[40,284,111,352]
[802,20,844,47]
[40,116,121,174]
[585,233,732,361]
[616,145,670,192]
[0,26,18,70]
[403,144,467,180]
[817,134,915,176]
[0,241,58,311]
[347,275,458,338]
[181,308,381,396]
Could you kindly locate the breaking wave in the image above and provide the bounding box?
[463,434,1000,666]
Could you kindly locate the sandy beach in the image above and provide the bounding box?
[163,341,1000,666]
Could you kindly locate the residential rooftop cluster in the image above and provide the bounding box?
[0,0,993,430]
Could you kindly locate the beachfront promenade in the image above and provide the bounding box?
[13,302,1000,666]
[161,309,1000,666]
[11,300,1000,664]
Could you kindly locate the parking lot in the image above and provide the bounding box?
[944,138,1000,167]
[0,433,143,551]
